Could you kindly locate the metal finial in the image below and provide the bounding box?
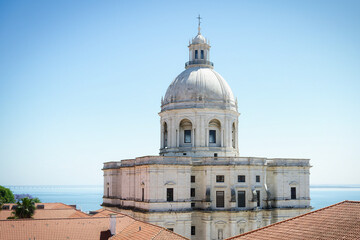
[197,14,202,34]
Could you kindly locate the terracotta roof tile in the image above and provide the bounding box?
[68,210,91,218]
[110,221,163,240]
[35,202,76,209]
[0,217,117,240]
[227,200,360,240]
[91,208,126,218]
[151,228,190,240]
[110,220,188,240]
[1,202,75,210]
[0,206,188,240]
[0,203,89,220]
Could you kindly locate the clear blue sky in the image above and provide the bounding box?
[0,0,359,185]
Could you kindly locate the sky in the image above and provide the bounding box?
[0,0,359,186]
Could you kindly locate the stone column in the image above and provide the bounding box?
[170,118,175,148]
[194,118,199,147]
[223,118,228,148]
[249,218,257,231]
[229,218,237,238]
[199,115,204,147]
[228,119,232,148]
[236,120,239,150]
[160,121,164,149]
[192,127,195,148]
[221,129,224,147]
[205,127,209,147]
[172,117,178,148]
[203,218,211,240]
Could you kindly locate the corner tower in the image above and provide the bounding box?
[159,21,239,157]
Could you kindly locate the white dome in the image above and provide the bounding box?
[162,67,236,111]
[192,34,206,44]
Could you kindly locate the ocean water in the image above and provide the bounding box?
[7,185,103,212]
[6,185,360,212]
[310,185,360,210]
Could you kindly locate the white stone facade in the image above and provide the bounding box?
[159,108,239,157]
[103,25,311,240]
[103,157,310,239]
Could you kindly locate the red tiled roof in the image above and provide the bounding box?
[35,202,76,209]
[0,206,189,240]
[152,229,189,240]
[94,209,188,239]
[110,219,188,240]
[91,208,125,218]
[0,217,122,240]
[227,200,360,240]
[0,203,89,220]
[2,202,75,210]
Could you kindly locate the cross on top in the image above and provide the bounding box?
[197,14,202,34]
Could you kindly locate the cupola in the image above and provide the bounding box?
[185,15,213,69]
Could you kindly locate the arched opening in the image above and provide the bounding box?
[106,182,110,197]
[163,122,168,148]
[232,122,236,148]
[208,119,221,147]
[179,119,192,147]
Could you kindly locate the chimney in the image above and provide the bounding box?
[110,214,116,235]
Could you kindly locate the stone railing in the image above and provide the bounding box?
[103,161,123,169]
[103,156,310,169]
[185,60,214,68]
[192,157,267,166]
[131,156,192,166]
[266,158,310,167]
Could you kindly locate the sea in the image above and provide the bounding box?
[5,185,360,213]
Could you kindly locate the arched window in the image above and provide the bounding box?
[179,119,192,147]
[195,50,198,59]
[201,50,204,59]
[208,119,221,147]
[232,122,236,148]
[163,122,168,148]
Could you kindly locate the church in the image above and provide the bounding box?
[102,20,311,240]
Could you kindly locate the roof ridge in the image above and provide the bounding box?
[115,219,142,237]
[105,208,189,239]
[149,225,190,240]
[33,208,79,211]
[226,200,350,239]
[343,200,360,203]
[151,228,164,240]
[106,209,165,230]
[69,210,89,217]
[0,216,113,222]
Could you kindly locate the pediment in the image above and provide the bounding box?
[165,221,175,226]
[164,181,176,185]
[215,220,227,225]
[237,219,247,224]
[289,181,298,186]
